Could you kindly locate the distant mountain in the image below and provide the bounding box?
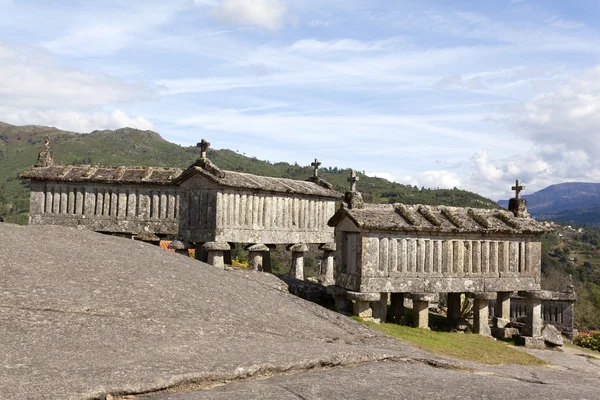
[498,182,600,225]
[0,122,498,223]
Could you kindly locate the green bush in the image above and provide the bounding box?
[574,332,600,352]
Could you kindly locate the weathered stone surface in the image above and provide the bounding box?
[473,297,491,336]
[0,223,432,399]
[371,293,388,324]
[413,299,430,329]
[287,243,309,253]
[245,243,269,252]
[493,317,510,329]
[409,292,438,302]
[347,291,381,302]
[542,324,564,347]
[353,300,372,319]
[491,327,520,339]
[319,242,336,251]
[202,241,231,251]
[473,291,497,300]
[168,240,192,250]
[514,335,545,349]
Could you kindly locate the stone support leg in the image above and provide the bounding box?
[410,293,436,329]
[413,300,430,329]
[262,247,273,273]
[202,242,230,269]
[347,292,380,321]
[246,244,269,271]
[526,297,543,337]
[224,243,234,266]
[473,293,495,336]
[390,293,405,324]
[494,291,511,328]
[318,242,336,286]
[372,293,388,324]
[287,243,308,281]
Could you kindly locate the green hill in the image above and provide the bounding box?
[0,122,498,223]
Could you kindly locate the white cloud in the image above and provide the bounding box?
[0,108,154,133]
[290,38,399,53]
[401,170,461,189]
[212,0,287,30]
[470,150,503,181]
[0,42,155,132]
[0,43,155,107]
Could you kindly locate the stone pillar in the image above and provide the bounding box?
[245,244,269,271]
[287,243,308,281]
[389,293,405,324]
[318,242,336,286]
[410,293,437,329]
[202,242,230,269]
[194,242,207,263]
[168,240,193,257]
[372,293,389,324]
[493,291,511,328]
[347,292,380,322]
[447,292,462,328]
[473,292,495,336]
[516,291,550,348]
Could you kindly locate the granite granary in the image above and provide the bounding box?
[327,175,558,344]
[20,138,342,278]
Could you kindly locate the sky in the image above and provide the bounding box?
[1,0,600,200]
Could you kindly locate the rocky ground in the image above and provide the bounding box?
[1,223,599,400]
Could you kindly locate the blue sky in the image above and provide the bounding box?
[1,0,600,200]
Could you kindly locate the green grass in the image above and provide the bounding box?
[355,318,547,366]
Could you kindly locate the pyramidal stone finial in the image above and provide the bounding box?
[35,136,55,167]
[508,178,528,218]
[311,158,321,178]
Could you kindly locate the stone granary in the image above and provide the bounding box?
[20,138,342,277]
[327,176,550,342]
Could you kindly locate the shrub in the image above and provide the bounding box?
[574,331,600,352]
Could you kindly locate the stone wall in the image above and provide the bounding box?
[336,232,541,293]
[28,181,179,235]
[179,184,336,244]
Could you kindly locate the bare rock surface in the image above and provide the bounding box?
[0,223,424,400]
[2,223,600,400]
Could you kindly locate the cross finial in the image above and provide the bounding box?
[311,158,321,178]
[43,136,50,151]
[197,139,210,159]
[347,169,359,192]
[512,179,525,199]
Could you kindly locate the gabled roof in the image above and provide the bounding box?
[20,162,342,198]
[328,203,547,234]
[19,165,183,185]
[174,166,342,198]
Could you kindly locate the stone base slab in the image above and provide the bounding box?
[491,327,520,339]
[514,335,545,349]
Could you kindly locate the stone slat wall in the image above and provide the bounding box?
[363,236,540,278]
[216,191,335,232]
[33,183,178,221]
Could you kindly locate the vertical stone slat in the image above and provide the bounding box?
[67,187,75,215]
[424,239,433,273]
[408,239,417,273]
[264,196,271,229]
[60,187,68,214]
[76,187,85,216]
[472,240,481,274]
[168,192,176,219]
[489,241,498,273]
[509,241,519,273]
[453,240,464,274]
[246,194,253,226]
[45,186,53,213]
[127,191,137,218]
[399,238,407,273]
[159,192,167,220]
[416,239,425,273]
[84,188,96,216]
[53,187,60,214]
[481,241,489,273]
[390,238,398,272]
[379,237,389,273]
[443,240,453,275]
[433,240,442,273]
[257,195,264,228]
[95,189,103,216]
[519,242,526,273]
[103,190,111,216]
[463,241,472,274]
[216,192,223,228]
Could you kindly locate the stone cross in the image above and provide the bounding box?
[311,158,321,178]
[348,169,359,192]
[512,179,525,199]
[197,139,210,159]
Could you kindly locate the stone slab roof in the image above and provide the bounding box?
[20,163,342,198]
[20,165,183,185]
[174,166,342,198]
[328,203,547,234]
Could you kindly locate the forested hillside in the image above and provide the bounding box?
[0,122,498,223]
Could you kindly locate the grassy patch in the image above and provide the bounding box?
[356,318,547,366]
